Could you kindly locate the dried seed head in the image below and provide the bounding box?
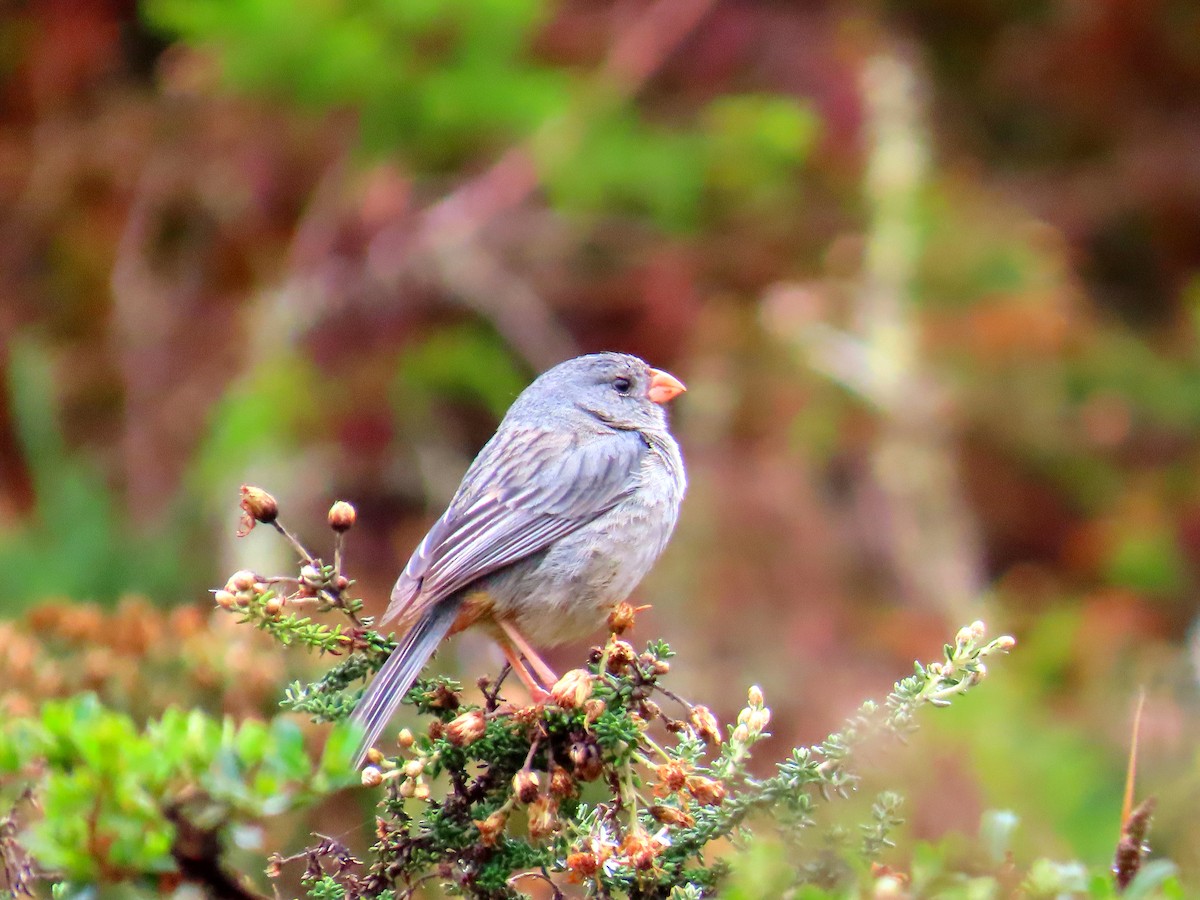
[549,766,577,799]
[238,485,278,535]
[327,501,357,532]
[361,766,383,787]
[445,709,486,747]
[686,775,727,806]
[527,796,559,841]
[655,761,690,794]
[689,705,721,746]
[650,804,695,828]
[397,728,415,749]
[512,769,541,804]
[550,668,593,708]
[607,601,637,635]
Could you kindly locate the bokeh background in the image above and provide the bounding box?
[4,0,1200,886]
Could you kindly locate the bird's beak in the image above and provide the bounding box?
[647,368,687,404]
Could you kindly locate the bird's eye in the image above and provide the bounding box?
[613,376,632,395]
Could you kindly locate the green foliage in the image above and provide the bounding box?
[0,694,357,884]
[143,0,817,230]
[0,339,194,607]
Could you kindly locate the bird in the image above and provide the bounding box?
[350,351,687,767]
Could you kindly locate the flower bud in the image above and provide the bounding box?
[412,781,431,801]
[686,775,727,806]
[328,500,357,532]
[300,565,322,587]
[397,728,415,749]
[512,769,541,804]
[365,747,384,765]
[992,635,1016,651]
[228,570,257,592]
[747,685,764,708]
[398,778,415,798]
[213,590,236,609]
[689,705,721,746]
[403,759,424,779]
[361,766,383,787]
[263,595,283,617]
[731,724,750,744]
[238,485,278,535]
[550,669,593,709]
[445,709,486,747]
[652,659,670,676]
[606,640,637,673]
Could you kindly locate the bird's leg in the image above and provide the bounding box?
[497,619,560,687]
[496,640,551,703]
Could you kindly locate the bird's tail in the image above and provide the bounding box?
[351,600,460,768]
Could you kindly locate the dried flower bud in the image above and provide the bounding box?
[213,590,236,609]
[606,640,637,673]
[621,830,660,869]
[361,766,383,787]
[428,683,462,710]
[650,804,695,828]
[527,796,559,840]
[748,684,765,707]
[365,748,384,765]
[474,809,507,847]
[228,570,257,592]
[655,761,690,794]
[566,851,599,878]
[639,700,662,721]
[427,720,445,740]
[583,698,607,724]
[265,857,283,880]
[397,728,415,749]
[238,485,278,535]
[263,595,283,617]
[549,767,577,799]
[689,705,721,746]
[550,668,593,708]
[512,769,541,804]
[403,759,424,779]
[413,781,430,801]
[445,709,486,747]
[686,775,727,806]
[569,740,604,781]
[607,601,637,634]
[328,501,357,532]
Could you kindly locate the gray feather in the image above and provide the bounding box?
[350,600,461,768]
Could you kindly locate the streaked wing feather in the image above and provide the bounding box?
[380,424,645,626]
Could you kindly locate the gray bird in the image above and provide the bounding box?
[351,352,687,766]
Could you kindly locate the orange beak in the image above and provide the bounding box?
[646,368,686,404]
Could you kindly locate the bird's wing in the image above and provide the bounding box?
[380,424,646,626]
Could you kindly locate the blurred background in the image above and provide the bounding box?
[3,0,1200,885]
